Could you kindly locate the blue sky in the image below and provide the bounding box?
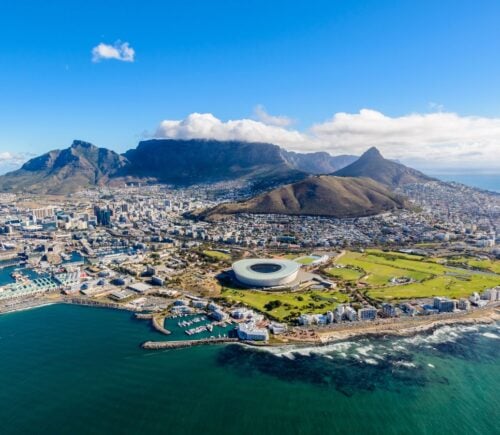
[1,0,499,173]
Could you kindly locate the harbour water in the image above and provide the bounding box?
[0,304,498,434]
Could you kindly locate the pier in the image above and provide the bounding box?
[141,337,238,350]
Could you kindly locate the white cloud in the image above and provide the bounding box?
[154,109,500,171]
[253,105,293,127]
[155,113,307,147]
[310,109,500,169]
[91,41,135,63]
[0,152,34,174]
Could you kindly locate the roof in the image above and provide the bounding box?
[232,258,300,281]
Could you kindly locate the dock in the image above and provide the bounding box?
[141,337,238,350]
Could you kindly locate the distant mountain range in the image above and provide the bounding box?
[0,139,357,194]
[200,175,407,220]
[0,139,435,202]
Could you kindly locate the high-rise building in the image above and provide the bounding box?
[94,206,112,226]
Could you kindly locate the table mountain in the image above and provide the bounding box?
[0,139,360,194]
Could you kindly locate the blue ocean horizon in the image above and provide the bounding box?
[428,173,500,193]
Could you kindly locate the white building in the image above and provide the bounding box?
[237,322,269,341]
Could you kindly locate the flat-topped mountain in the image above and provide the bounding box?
[123,139,305,188]
[0,139,358,194]
[200,175,406,220]
[0,140,128,194]
[333,147,433,188]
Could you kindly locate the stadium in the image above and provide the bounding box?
[232,258,300,288]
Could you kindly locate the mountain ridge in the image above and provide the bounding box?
[0,139,358,194]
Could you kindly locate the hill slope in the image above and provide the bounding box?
[201,175,406,220]
[0,140,128,194]
[333,147,433,188]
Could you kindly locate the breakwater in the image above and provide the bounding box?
[151,315,171,335]
[141,337,238,350]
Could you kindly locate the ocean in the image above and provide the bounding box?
[0,304,498,435]
[429,173,500,193]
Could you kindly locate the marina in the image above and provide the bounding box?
[163,313,235,341]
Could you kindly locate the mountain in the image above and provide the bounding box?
[281,150,358,174]
[333,147,433,188]
[200,175,406,221]
[0,140,128,194]
[0,139,359,194]
[123,139,306,189]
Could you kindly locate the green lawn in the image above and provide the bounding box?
[446,257,500,274]
[336,252,432,286]
[368,274,500,301]
[220,288,350,321]
[203,250,230,260]
[294,256,316,265]
[334,249,500,301]
[325,267,363,281]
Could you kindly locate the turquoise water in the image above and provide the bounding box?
[0,304,498,435]
[163,313,235,340]
[0,264,40,286]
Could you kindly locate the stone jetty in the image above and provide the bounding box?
[141,337,238,350]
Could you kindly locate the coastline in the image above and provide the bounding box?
[2,297,498,351]
[315,306,499,344]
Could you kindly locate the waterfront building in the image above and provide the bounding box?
[481,288,499,301]
[423,304,439,315]
[470,292,481,305]
[382,303,397,317]
[209,309,227,321]
[237,322,269,341]
[457,298,471,310]
[231,308,250,319]
[334,304,346,322]
[433,297,456,312]
[192,299,208,309]
[298,314,313,326]
[358,306,377,321]
[345,306,358,321]
[326,311,334,324]
[269,322,287,335]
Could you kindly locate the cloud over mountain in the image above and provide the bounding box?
[155,109,500,170]
[155,113,306,147]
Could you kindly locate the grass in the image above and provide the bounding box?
[220,288,350,321]
[203,250,230,261]
[368,274,500,301]
[294,256,316,265]
[325,267,363,281]
[446,257,500,274]
[336,252,432,285]
[334,249,500,302]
